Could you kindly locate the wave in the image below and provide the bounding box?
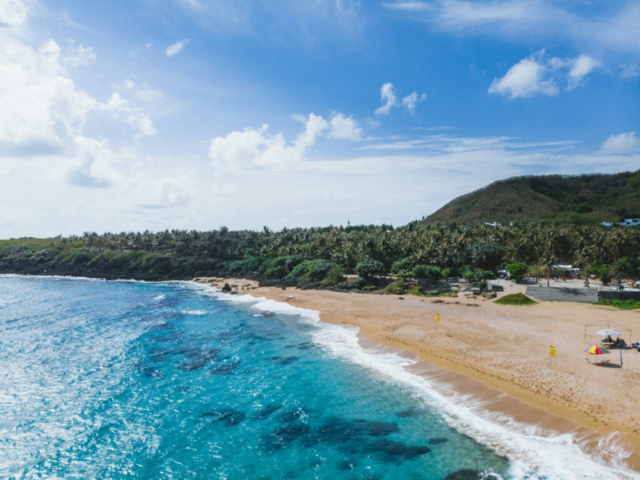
[196,283,640,480]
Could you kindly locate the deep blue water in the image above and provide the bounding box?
[0,276,636,480]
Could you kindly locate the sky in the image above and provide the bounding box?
[1,0,639,238]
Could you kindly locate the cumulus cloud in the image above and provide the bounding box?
[103,92,157,138]
[0,38,99,154]
[601,132,640,154]
[375,83,427,115]
[328,113,362,140]
[0,0,29,28]
[375,82,397,115]
[402,92,428,114]
[567,55,600,89]
[489,53,558,99]
[166,39,189,57]
[0,11,158,192]
[209,113,328,171]
[489,51,600,99]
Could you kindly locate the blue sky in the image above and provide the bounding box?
[1,0,639,237]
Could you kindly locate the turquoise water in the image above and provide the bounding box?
[0,276,637,480]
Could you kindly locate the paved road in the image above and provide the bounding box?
[526,286,598,303]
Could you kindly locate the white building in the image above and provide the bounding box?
[602,219,640,227]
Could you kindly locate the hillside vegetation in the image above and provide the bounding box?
[1,221,639,290]
[421,170,640,225]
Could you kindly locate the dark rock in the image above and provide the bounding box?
[442,470,482,480]
[221,283,232,293]
[272,356,298,365]
[396,408,417,418]
[179,348,218,371]
[209,361,240,375]
[280,408,307,423]
[429,437,449,445]
[254,404,282,419]
[201,407,246,426]
[368,440,430,462]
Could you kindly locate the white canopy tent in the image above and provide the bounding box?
[584,320,632,343]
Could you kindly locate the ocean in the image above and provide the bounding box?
[0,276,637,480]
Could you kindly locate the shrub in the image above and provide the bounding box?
[344,277,368,289]
[413,264,442,284]
[385,279,406,295]
[494,293,537,306]
[355,260,385,278]
[506,262,528,281]
[590,265,612,285]
[265,266,288,278]
[442,267,459,279]
[477,270,496,281]
[324,265,345,285]
[391,257,416,276]
[70,248,97,265]
[478,280,487,290]
[258,257,288,275]
[286,259,334,282]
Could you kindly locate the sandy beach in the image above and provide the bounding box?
[195,277,640,470]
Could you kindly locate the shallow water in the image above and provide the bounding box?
[0,276,637,479]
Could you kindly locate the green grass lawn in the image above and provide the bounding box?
[494,293,538,306]
[597,299,640,310]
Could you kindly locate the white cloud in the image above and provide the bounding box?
[118,78,163,102]
[401,92,427,114]
[328,113,362,140]
[0,38,99,154]
[489,53,558,99]
[384,1,640,56]
[375,83,427,115]
[0,0,29,28]
[375,82,397,115]
[0,12,158,195]
[166,39,189,57]
[601,132,640,154]
[103,92,157,138]
[209,113,328,171]
[63,44,96,67]
[620,64,639,79]
[489,51,601,99]
[567,55,600,89]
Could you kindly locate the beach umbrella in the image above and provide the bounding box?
[585,345,611,355]
[585,345,611,365]
[597,329,621,337]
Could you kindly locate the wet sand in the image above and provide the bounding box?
[194,277,640,471]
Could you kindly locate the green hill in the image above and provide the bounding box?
[421,170,640,225]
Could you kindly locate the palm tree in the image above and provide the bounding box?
[539,250,556,288]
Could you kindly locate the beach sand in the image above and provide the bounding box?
[195,277,640,470]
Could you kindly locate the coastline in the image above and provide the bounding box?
[198,276,640,473]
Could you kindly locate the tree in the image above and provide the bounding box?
[413,264,442,284]
[469,243,504,271]
[611,257,636,290]
[506,262,528,282]
[529,264,544,282]
[355,260,385,278]
[538,252,556,287]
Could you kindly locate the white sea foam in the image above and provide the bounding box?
[197,284,640,480]
[181,310,208,316]
[153,294,166,301]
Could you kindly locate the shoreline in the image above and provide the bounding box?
[3,273,639,475]
[198,276,640,474]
